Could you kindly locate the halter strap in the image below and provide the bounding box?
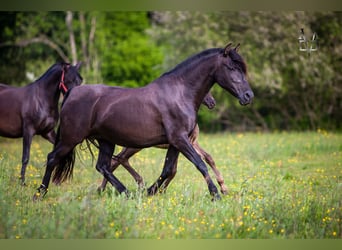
[59,68,68,94]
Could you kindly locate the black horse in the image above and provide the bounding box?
[0,62,82,184]
[34,43,253,200]
[98,92,229,195]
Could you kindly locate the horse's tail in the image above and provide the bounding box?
[85,137,99,162]
[52,87,96,184]
[51,88,76,184]
[51,125,76,185]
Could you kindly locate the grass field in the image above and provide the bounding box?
[0,131,341,239]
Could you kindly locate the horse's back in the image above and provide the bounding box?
[64,84,152,107]
[0,83,18,92]
[0,83,8,90]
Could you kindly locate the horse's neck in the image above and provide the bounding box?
[174,56,217,110]
[35,75,61,109]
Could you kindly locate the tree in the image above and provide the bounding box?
[0,12,26,84]
[98,12,164,87]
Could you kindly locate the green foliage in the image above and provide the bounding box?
[0,12,26,84]
[101,33,163,87]
[98,12,163,87]
[0,132,341,238]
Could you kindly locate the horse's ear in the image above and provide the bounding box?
[234,43,240,51]
[75,62,82,71]
[223,43,233,57]
[62,62,71,70]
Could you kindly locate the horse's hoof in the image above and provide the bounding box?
[122,189,131,198]
[137,181,145,190]
[32,187,48,202]
[32,191,42,202]
[221,189,228,195]
[147,186,157,196]
[18,176,26,186]
[211,193,221,201]
[97,186,105,194]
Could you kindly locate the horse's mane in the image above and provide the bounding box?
[161,47,247,76]
[34,62,65,83]
[227,49,247,75]
[162,48,222,76]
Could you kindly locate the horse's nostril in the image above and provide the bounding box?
[244,91,254,100]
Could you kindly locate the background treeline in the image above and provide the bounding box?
[0,11,341,132]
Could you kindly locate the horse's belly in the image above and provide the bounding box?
[0,111,22,138]
[0,124,22,138]
[106,125,166,148]
[97,115,167,148]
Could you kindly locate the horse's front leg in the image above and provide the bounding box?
[170,135,220,200]
[20,129,34,185]
[159,160,178,193]
[147,145,179,195]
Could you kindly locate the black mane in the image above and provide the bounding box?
[228,49,247,74]
[161,47,247,76]
[162,48,222,76]
[35,62,64,83]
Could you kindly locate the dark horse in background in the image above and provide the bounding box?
[34,43,253,200]
[0,62,82,184]
[98,92,229,195]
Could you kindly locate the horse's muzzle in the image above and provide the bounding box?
[239,90,254,106]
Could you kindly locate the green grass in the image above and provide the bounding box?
[0,131,341,239]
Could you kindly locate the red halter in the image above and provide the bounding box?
[59,69,68,94]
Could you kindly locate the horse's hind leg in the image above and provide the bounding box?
[33,142,75,200]
[118,148,144,188]
[98,147,144,192]
[97,156,121,192]
[158,160,178,193]
[194,142,228,195]
[121,160,145,189]
[96,140,129,196]
[147,145,179,195]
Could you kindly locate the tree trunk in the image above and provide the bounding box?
[66,11,77,65]
[79,11,89,71]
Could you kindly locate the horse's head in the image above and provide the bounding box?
[215,43,254,105]
[60,62,83,94]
